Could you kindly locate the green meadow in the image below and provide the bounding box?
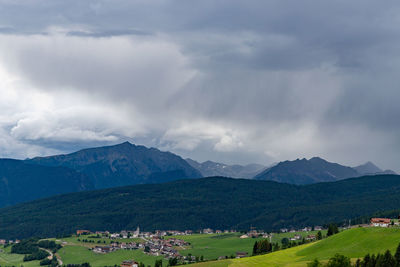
[58,245,167,267]
[166,230,326,261]
[0,246,41,267]
[1,227,399,267]
[191,227,400,267]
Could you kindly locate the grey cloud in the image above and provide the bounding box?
[0,0,399,171]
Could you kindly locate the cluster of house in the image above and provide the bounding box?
[370,217,400,227]
[120,260,139,267]
[143,237,189,259]
[78,227,200,240]
[239,230,270,239]
[280,226,323,233]
[201,228,237,234]
[91,237,189,260]
[287,234,316,241]
[93,242,141,254]
[0,239,20,245]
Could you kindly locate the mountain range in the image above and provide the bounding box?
[0,141,396,209]
[1,174,400,239]
[254,157,396,185]
[186,158,266,178]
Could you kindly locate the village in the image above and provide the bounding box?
[0,217,398,267]
[76,216,400,266]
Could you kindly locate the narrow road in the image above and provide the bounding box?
[40,248,63,266]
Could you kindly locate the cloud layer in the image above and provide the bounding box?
[0,0,399,171]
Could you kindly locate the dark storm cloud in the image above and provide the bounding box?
[0,0,399,170]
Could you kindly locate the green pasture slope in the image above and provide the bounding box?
[0,246,41,267]
[167,231,327,261]
[191,227,400,267]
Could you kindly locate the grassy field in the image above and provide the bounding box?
[190,227,400,267]
[270,230,327,244]
[0,245,41,267]
[166,233,265,260]
[1,227,394,267]
[58,245,167,266]
[166,230,326,261]
[60,235,144,248]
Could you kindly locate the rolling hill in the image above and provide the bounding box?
[1,174,400,239]
[27,141,202,189]
[0,159,93,207]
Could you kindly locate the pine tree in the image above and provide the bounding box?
[317,231,322,240]
[395,242,400,266]
[252,241,258,255]
[307,259,322,267]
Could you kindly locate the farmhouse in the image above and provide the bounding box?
[76,230,91,235]
[236,251,248,258]
[306,234,316,241]
[371,218,391,227]
[120,260,139,267]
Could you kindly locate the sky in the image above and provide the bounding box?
[0,0,399,171]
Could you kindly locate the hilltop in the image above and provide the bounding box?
[1,175,400,239]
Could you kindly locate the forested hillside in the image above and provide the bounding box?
[0,175,400,239]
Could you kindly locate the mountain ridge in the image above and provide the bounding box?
[27,141,202,189]
[186,158,265,178]
[254,157,396,184]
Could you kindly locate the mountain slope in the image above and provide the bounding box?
[0,159,93,207]
[186,159,265,178]
[1,174,400,239]
[254,157,359,184]
[28,142,202,189]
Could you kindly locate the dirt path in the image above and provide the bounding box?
[40,248,63,266]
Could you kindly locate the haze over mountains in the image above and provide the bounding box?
[186,158,266,179]
[255,157,396,185]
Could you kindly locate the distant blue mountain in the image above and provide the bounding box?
[186,158,265,178]
[254,157,396,185]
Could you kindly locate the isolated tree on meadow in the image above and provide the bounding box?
[281,237,289,247]
[325,254,351,267]
[307,259,322,267]
[317,231,322,240]
[327,224,339,236]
